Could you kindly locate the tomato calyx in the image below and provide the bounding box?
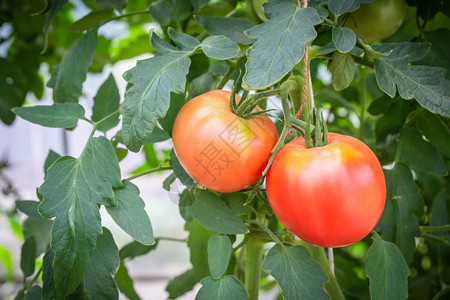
[304,107,329,148]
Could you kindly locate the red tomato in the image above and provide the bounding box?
[266,133,386,247]
[172,90,278,193]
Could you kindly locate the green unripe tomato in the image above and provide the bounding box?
[344,0,406,42]
[253,0,268,22]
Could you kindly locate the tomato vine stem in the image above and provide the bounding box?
[125,165,172,181]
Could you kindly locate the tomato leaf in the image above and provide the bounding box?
[417,111,450,158]
[84,228,119,300]
[179,189,195,222]
[95,0,126,11]
[159,92,185,137]
[201,35,240,60]
[243,0,321,89]
[191,0,209,12]
[196,276,248,300]
[186,220,215,281]
[171,0,192,21]
[92,73,120,132]
[44,150,61,177]
[168,27,201,51]
[68,8,114,32]
[23,218,52,256]
[166,269,198,299]
[373,42,450,117]
[262,244,329,300]
[196,16,255,45]
[330,52,356,91]
[170,150,195,187]
[150,1,171,26]
[0,58,26,124]
[47,30,98,103]
[189,73,214,98]
[20,236,36,278]
[365,233,410,300]
[332,27,356,53]
[191,191,248,235]
[122,52,190,152]
[42,250,61,300]
[106,180,155,245]
[115,261,141,300]
[119,241,159,261]
[377,163,424,262]
[12,103,85,128]
[16,200,42,219]
[208,234,232,279]
[328,0,374,16]
[419,29,450,78]
[398,128,447,176]
[42,0,69,52]
[38,136,122,295]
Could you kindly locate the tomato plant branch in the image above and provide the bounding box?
[247,220,285,247]
[358,68,368,139]
[92,110,121,129]
[157,236,187,243]
[126,165,172,181]
[421,225,450,234]
[245,237,266,300]
[111,9,151,21]
[234,89,282,116]
[422,234,450,249]
[18,266,43,295]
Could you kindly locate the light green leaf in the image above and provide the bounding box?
[191,190,248,235]
[377,163,424,262]
[196,16,255,45]
[150,1,171,25]
[122,52,190,152]
[12,103,85,128]
[262,244,329,300]
[47,30,98,103]
[168,27,201,51]
[208,235,232,279]
[332,27,356,53]
[373,42,450,117]
[119,241,159,261]
[20,237,36,277]
[186,220,215,281]
[107,180,154,245]
[92,73,120,132]
[201,35,240,60]
[115,260,141,300]
[366,233,410,300]
[38,136,122,295]
[191,0,209,11]
[328,0,373,16]
[69,8,114,32]
[95,0,126,10]
[243,0,321,89]
[330,52,356,91]
[166,269,198,299]
[84,228,119,300]
[398,128,447,176]
[196,276,248,300]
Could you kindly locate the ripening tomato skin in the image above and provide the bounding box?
[266,133,386,248]
[172,90,278,193]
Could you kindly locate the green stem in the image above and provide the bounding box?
[247,220,284,246]
[19,267,43,294]
[235,89,281,116]
[358,69,367,139]
[110,9,150,21]
[245,237,266,300]
[126,166,172,181]
[93,110,121,129]
[421,225,450,234]
[157,237,187,243]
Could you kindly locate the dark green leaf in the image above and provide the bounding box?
[21,236,37,277]
[186,220,215,281]
[179,189,195,222]
[150,1,171,26]
[16,201,41,219]
[430,189,448,236]
[168,27,201,51]
[163,172,177,191]
[208,234,232,279]
[42,250,64,300]
[201,35,240,60]
[12,103,85,128]
[191,0,209,11]
[150,31,179,55]
[262,244,329,300]
[115,260,141,300]
[243,1,321,89]
[377,163,424,262]
[330,52,355,91]
[398,128,447,176]
[24,286,42,300]
[122,53,190,152]
[23,218,52,255]
[209,61,230,76]
[145,127,171,143]
[196,16,255,45]
[119,241,159,260]
[332,27,356,53]
[417,111,450,158]
[0,58,26,124]
[47,30,98,103]
[92,73,120,132]
[328,0,373,16]
[373,42,450,117]
[220,193,253,216]
[171,0,192,21]
[190,73,214,98]
[166,269,198,299]
[170,149,195,187]
[107,180,155,245]
[419,29,450,77]
[191,190,248,234]
[43,0,69,52]
[44,150,61,177]
[84,228,119,300]
[366,233,410,300]
[196,276,247,300]
[95,0,126,10]
[69,9,114,32]
[159,92,186,137]
[38,136,121,295]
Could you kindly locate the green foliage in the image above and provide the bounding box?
[196,276,248,300]
[13,103,85,128]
